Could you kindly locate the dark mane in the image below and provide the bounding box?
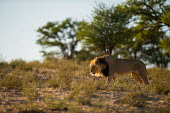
[102,62,109,77]
[98,58,109,77]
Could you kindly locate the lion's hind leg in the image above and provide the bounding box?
[131,72,144,84]
[138,71,149,85]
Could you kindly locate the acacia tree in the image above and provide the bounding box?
[78,4,132,56]
[37,18,81,59]
[124,0,170,67]
[135,26,170,67]
[126,0,170,28]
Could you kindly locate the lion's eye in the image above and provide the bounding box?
[95,60,99,64]
[92,65,96,69]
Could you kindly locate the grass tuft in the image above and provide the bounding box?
[121,92,148,108]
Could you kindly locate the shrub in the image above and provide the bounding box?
[0,69,38,90]
[76,96,92,105]
[67,104,83,113]
[42,59,58,69]
[9,59,32,71]
[15,102,42,113]
[47,70,74,90]
[109,76,137,92]
[147,68,170,95]
[0,62,13,79]
[93,78,106,90]
[45,95,68,111]
[0,69,24,90]
[27,61,42,68]
[121,92,148,108]
[23,82,39,101]
[71,78,97,105]
[151,82,170,95]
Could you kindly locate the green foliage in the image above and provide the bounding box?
[126,0,170,27]
[161,12,170,27]
[161,37,170,54]
[123,0,170,67]
[78,4,132,55]
[136,27,170,67]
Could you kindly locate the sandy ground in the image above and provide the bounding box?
[0,88,169,113]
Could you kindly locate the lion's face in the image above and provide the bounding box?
[89,58,105,77]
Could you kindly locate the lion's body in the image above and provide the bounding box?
[90,56,149,84]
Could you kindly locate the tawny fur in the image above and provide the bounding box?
[90,55,149,84]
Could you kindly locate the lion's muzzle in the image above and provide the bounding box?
[90,66,96,74]
[90,70,95,74]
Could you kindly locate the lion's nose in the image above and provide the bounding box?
[90,66,94,71]
[90,70,95,74]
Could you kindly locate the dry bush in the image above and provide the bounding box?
[23,82,39,101]
[0,68,38,90]
[45,98,68,111]
[0,62,13,80]
[47,70,74,90]
[26,61,42,68]
[41,59,59,69]
[147,68,170,94]
[46,60,82,90]
[41,59,80,70]
[14,102,42,113]
[121,91,148,108]
[9,59,32,71]
[68,77,97,105]
[0,69,26,90]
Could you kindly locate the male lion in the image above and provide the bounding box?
[90,55,149,84]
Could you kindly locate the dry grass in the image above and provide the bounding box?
[0,59,170,113]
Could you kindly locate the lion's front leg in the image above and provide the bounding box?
[106,75,114,84]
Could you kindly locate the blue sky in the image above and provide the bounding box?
[0,0,127,62]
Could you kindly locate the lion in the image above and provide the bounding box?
[90,55,149,84]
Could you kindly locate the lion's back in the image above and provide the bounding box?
[104,56,146,73]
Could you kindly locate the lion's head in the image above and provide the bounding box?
[89,56,109,77]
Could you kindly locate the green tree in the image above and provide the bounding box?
[37,18,82,59]
[161,37,170,54]
[123,0,170,67]
[125,0,170,28]
[136,26,169,67]
[78,4,132,56]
